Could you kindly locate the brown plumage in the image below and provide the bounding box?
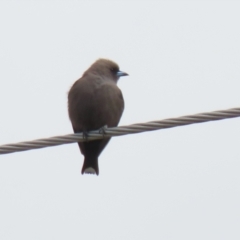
[68,59,128,175]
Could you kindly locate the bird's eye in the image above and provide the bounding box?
[110,67,118,73]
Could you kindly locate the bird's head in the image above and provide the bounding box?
[85,59,128,82]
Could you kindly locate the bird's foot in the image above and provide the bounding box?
[82,131,89,141]
[99,125,108,137]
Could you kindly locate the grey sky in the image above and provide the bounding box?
[0,1,240,239]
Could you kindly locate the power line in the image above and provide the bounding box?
[0,107,240,155]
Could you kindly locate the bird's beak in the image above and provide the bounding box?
[116,71,128,77]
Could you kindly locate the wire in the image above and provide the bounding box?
[0,107,240,155]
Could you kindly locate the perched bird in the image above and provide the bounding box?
[68,59,128,175]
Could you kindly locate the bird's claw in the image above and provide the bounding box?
[82,131,89,141]
[99,125,108,137]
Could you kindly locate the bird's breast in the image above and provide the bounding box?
[69,80,124,131]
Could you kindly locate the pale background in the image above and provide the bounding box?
[0,1,240,239]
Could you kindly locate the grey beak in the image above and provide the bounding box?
[116,71,128,77]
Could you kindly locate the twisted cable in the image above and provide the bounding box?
[0,107,240,155]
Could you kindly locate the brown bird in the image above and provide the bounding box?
[68,59,128,175]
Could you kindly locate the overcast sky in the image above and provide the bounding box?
[0,1,240,239]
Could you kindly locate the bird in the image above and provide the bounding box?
[68,59,128,175]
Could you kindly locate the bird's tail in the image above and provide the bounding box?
[81,157,99,175]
